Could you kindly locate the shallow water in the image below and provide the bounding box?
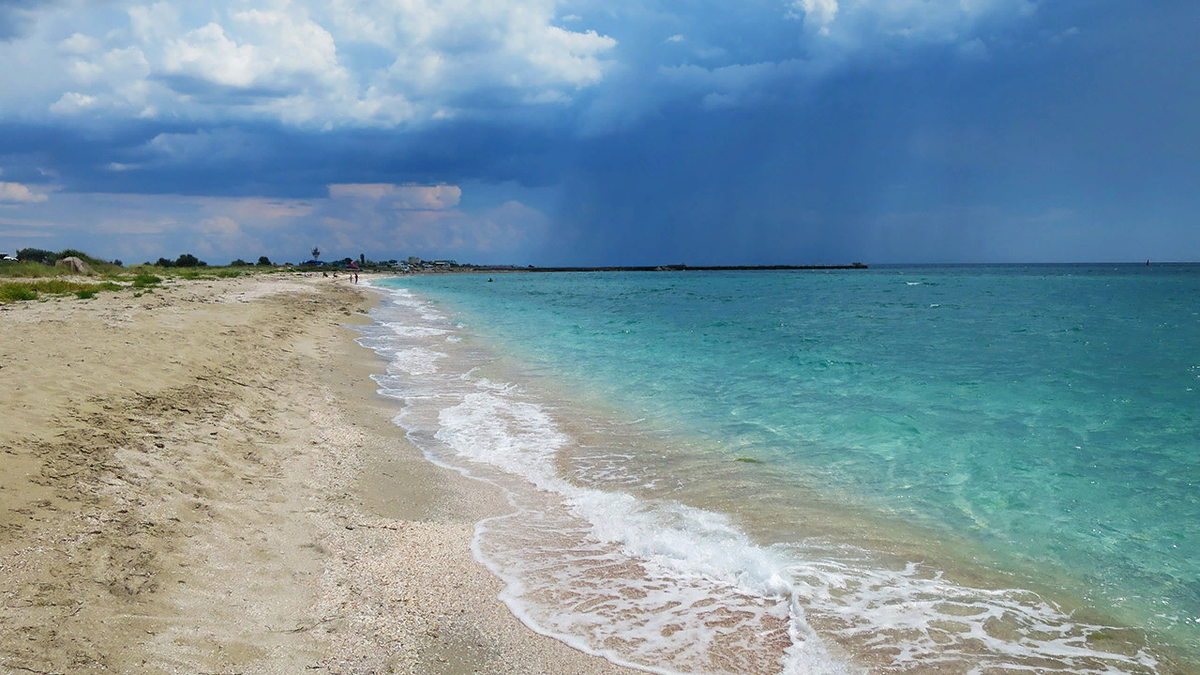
[362,265,1200,674]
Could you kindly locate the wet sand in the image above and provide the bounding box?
[0,273,638,674]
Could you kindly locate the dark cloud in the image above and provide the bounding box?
[0,115,574,201]
[538,1,1200,265]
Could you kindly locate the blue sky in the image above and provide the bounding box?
[0,0,1195,265]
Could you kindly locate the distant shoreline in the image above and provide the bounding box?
[442,263,869,273]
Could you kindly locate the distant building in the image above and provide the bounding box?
[407,256,422,265]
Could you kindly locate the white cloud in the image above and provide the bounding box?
[49,91,97,114]
[666,34,685,43]
[129,2,181,42]
[2,0,617,129]
[0,182,50,204]
[329,183,462,210]
[60,33,101,55]
[796,0,839,30]
[162,9,347,97]
[789,0,1036,49]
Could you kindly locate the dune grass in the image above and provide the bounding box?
[0,279,122,303]
[0,248,285,304]
[131,273,162,288]
[0,261,73,278]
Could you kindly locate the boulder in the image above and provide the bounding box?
[55,256,95,275]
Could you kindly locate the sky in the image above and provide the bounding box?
[0,0,1196,266]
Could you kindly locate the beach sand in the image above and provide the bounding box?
[0,273,638,674]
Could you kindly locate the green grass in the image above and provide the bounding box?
[0,284,39,302]
[1,248,271,303]
[0,257,124,279]
[0,279,121,303]
[0,261,67,278]
[132,273,162,288]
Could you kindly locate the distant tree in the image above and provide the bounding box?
[359,253,365,266]
[155,257,174,267]
[17,248,56,263]
[257,256,272,266]
[57,249,100,265]
[341,257,353,266]
[311,246,320,260]
[175,253,205,267]
[229,258,249,266]
[112,259,123,267]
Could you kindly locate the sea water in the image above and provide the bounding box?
[360,265,1200,674]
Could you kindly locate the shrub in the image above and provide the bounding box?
[0,261,60,278]
[257,256,272,266]
[57,249,107,267]
[16,248,56,263]
[0,279,113,302]
[155,258,174,268]
[132,273,162,288]
[229,259,250,267]
[0,284,38,302]
[175,253,205,267]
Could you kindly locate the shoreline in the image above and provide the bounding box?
[0,273,638,674]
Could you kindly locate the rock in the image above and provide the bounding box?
[55,256,95,275]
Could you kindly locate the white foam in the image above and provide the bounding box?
[388,346,447,376]
[382,322,450,338]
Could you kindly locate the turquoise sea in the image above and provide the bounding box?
[361,265,1200,674]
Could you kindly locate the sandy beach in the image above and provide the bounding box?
[0,273,638,674]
